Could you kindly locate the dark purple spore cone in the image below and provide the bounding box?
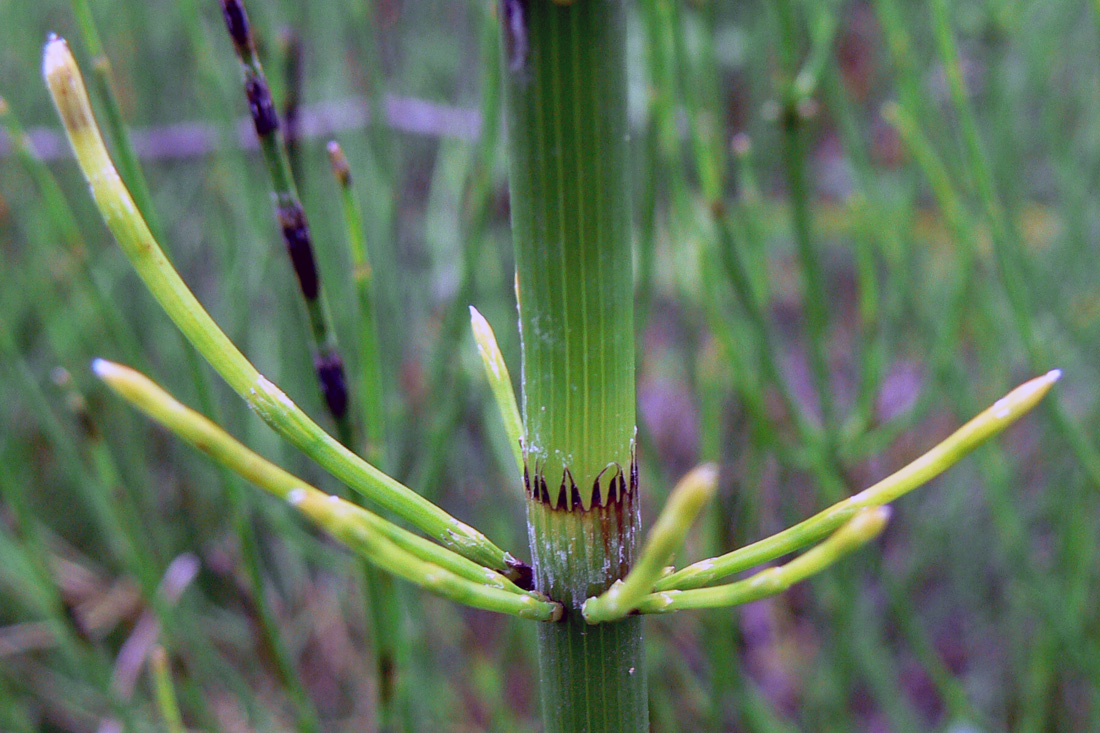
[278,204,319,300]
[315,353,349,419]
[221,0,252,50]
[245,77,278,137]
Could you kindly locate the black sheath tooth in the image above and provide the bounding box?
[606,472,619,505]
[507,558,534,592]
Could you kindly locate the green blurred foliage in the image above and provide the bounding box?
[2,0,1100,729]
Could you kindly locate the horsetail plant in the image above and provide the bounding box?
[326,139,407,729]
[328,141,386,468]
[43,34,528,581]
[91,359,557,621]
[220,0,354,448]
[43,3,1061,729]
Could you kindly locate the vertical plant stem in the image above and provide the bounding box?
[68,0,163,238]
[150,646,186,733]
[500,1,646,729]
[328,142,386,466]
[220,0,353,447]
[328,141,408,732]
[774,0,836,442]
[280,29,304,187]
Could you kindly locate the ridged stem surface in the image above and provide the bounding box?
[501,1,646,730]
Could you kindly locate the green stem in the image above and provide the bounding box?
[638,507,889,614]
[150,646,185,733]
[43,35,528,581]
[220,0,353,446]
[328,141,386,465]
[500,0,646,729]
[657,369,1060,591]
[929,0,1100,490]
[326,141,407,730]
[68,0,163,239]
[776,0,836,441]
[93,359,557,621]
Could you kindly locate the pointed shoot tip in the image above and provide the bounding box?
[691,462,719,492]
[851,505,891,536]
[43,36,96,135]
[469,305,494,343]
[91,357,117,380]
[42,34,72,80]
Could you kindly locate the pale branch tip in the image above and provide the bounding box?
[42,37,94,135]
[469,305,524,476]
[326,140,352,187]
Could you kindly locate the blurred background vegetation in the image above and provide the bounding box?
[2,0,1100,729]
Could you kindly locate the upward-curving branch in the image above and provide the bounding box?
[42,34,531,585]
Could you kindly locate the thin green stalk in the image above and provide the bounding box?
[280,29,304,187]
[408,12,504,498]
[39,16,310,723]
[47,372,261,728]
[816,62,888,443]
[43,34,530,583]
[21,36,319,722]
[167,14,333,724]
[713,213,819,446]
[150,646,185,733]
[68,0,163,238]
[775,0,837,441]
[326,140,409,731]
[500,0,646,729]
[220,0,353,447]
[929,0,1100,490]
[0,340,143,729]
[470,306,524,477]
[657,369,1060,591]
[928,10,1098,702]
[328,141,385,465]
[839,100,981,462]
[93,359,558,621]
